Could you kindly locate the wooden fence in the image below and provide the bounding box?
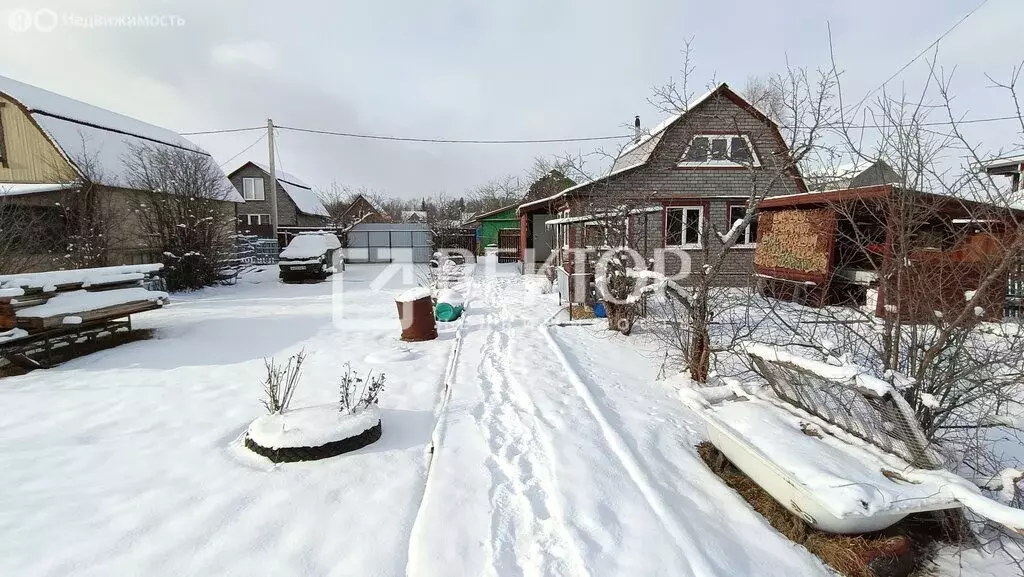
[497,229,520,263]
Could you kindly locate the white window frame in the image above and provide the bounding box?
[557,209,570,250]
[678,134,760,168]
[727,204,757,247]
[242,177,266,201]
[666,206,704,249]
[245,213,271,225]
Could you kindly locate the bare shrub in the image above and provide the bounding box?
[338,362,386,414]
[260,350,307,415]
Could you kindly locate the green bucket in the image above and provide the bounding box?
[435,302,464,322]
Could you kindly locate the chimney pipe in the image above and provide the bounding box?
[634,115,641,143]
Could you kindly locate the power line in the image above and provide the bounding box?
[848,0,991,114]
[181,126,264,136]
[217,132,267,167]
[275,125,633,144]
[182,111,1021,150]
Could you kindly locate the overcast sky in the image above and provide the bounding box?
[1,0,1022,198]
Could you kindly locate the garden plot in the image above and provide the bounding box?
[0,265,459,577]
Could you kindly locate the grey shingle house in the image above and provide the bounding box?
[518,82,806,286]
[227,161,329,235]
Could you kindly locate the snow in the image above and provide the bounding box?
[279,232,340,260]
[2,263,1020,576]
[247,161,310,188]
[0,287,24,298]
[62,316,83,325]
[15,288,168,319]
[0,265,458,577]
[0,182,75,197]
[0,327,28,344]
[279,181,330,217]
[247,404,381,449]
[920,392,941,409]
[435,289,464,307]
[707,397,960,519]
[396,287,431,302]
[0,264,162,290]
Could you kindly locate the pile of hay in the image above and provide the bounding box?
[696,441,960,577]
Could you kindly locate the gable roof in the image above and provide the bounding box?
[227,160,329,217]
[0,74,242,202]
[611,83,775,173]
[520,83,790,214]
[401,210,428,222]
[467,203,518,223]
[339,193,390,222]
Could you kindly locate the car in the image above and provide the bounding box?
[279,232,342,282]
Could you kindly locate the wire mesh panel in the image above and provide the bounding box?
[749,354,941,469]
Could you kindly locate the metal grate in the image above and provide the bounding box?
[750,354,941,469]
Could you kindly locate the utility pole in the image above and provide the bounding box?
[267,117,279,239]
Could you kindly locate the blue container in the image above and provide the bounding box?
[592,302,607,318]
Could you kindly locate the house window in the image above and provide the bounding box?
[666,206,703,248]
[678,135,760,167]
[245,213,270,225]
[242,177,265,201]
[727,204,758,246]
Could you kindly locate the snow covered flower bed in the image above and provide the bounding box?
[245,404,383,463]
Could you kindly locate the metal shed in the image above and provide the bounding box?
[344,223,432,263]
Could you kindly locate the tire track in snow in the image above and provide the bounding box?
[474,277,586,577]
[539,316,718,577]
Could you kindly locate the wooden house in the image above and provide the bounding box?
[0,74,242,269]
[226,161,330,236]
[517,82,804,286]
[339,194,391,227]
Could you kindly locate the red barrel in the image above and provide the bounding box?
[395,293,437,342]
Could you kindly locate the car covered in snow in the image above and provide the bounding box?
[279,232,342,282]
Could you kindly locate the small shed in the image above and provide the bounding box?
[753,185,1021,320]
[465,205,519,250]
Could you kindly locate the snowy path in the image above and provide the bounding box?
[408,268,828,577]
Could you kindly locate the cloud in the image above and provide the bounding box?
[210,41,281,71]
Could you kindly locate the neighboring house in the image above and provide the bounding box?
[804,159,902,192]
[0,74,242,268]
[339,194,391,227]
[227,161,329,234]
[463,204,519,250]
[401,210,428,223]
[983,154,1024,192]
[518,82,805,286]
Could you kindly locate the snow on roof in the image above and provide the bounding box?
[279,232,340,260]
[0,182,76,197]
[982,153,1024,171]
[227,161,327,215]
[279,181,330,217]
[0,74,240,202]
[401,210,428,221]
[248,161,310,188]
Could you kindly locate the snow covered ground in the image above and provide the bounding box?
[1,262,1020,576]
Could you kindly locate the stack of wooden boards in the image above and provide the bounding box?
[0,264,168,341]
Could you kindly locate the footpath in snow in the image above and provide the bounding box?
[407,266,828,577]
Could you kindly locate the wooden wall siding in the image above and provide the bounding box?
[0,96,74,183]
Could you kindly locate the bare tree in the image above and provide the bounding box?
[650,58,839,382]
[122,143,237,290]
